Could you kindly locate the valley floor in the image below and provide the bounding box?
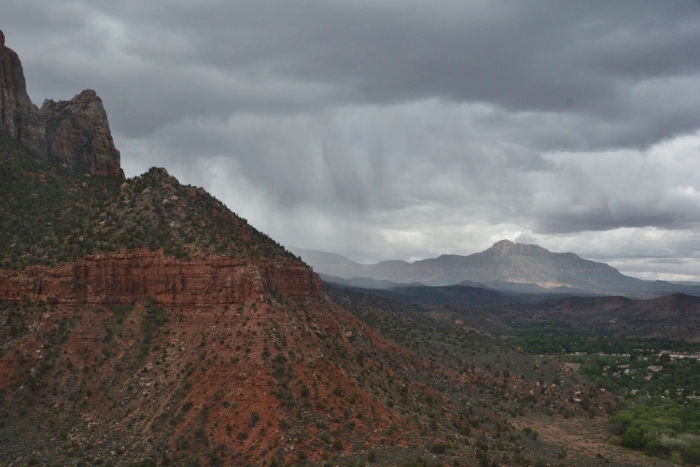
[513,412,678,466]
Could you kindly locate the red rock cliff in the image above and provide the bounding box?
[0,29,124,179]
[0,251,321,305]
[0,30,43,150]
[40,89,124,179]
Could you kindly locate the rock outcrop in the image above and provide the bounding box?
[0,29,123,179]
[0,250,321,305]
[0,30,43,150]
[40,89,124,179]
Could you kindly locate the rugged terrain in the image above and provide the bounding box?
[292,242,700,298]
[334,280,700,343]
[0,136,625,465]
[500,293,700,342]
[0,29,678,466]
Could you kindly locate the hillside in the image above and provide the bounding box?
[0,132,298,270]
[0,138,626,465]
[501,293,700,342]
[331,278,700,343]
[0,132,444,464]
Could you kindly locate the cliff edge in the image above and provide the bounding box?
[0,29,123,179]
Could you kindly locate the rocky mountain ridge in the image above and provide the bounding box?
[292,240,700,298]
[0,30,123,179]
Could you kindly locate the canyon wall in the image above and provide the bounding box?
[0,251,321,306]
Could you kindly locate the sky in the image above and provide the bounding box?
[3,1,700,281]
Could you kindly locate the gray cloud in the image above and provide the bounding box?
[2,0,700,280]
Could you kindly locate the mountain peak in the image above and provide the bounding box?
[293,240,685,296]
[486,239,547,256]
[490,239,515,251]
[0,29,123,179]
[492,239,514,246]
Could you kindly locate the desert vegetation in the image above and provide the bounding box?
[2,126,694,465]
[505,323,700,464]
[0,133,297,270]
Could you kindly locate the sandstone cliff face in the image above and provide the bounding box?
[0,30,123,179]
[0,30,44,150]
[40,89,124,179]
[0,251,322,305]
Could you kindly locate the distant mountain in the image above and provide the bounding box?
[289,247,361,271]
[318,273,424,290]
[294,240,700,298]
[476,280,595,296]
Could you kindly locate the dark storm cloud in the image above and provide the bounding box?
[173,0,700,148]
[2,0,700,279]
[6,1,700,144]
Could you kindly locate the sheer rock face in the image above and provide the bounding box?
[40,90,124,179]
[0,30,43,150]
[0,251,322,306]
[0,30,124,179]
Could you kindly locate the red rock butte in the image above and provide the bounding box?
[0,29,124,179]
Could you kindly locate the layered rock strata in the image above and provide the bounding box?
[0,251,321,305]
